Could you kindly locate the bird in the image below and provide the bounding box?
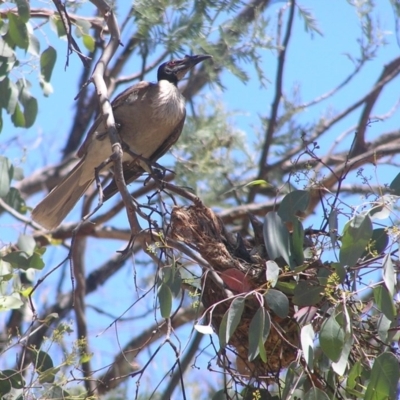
[31,54,212,230]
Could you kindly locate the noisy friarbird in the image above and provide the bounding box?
[31,54,212,230]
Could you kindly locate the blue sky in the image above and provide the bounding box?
[1,0,400,397]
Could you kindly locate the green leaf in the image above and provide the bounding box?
[248,307,270,362]
[7,13,29,49]
[19,89,38,128]
[291,218,304,265]
[364,352,400,400]
[11,102,25,127]
[82,34,95,52]
[265,260,279,287]
[29,252,45,270]
[320,313,345,362]
[339,214,372,268]
[15,0,30,23]
[27,32,40,56]
[40,46,57,82]
[389,172,400,195]
[263,212,292,268]
[293,281,323,306]
[158,283,172,318]
[275,280,296,295]
[300,324,314,371]
[382,255,395,296]
[373,285,395,321]
[32,349,54,373]
[0,156,11,197]
[264,289,289,318]
[0,370,25,389]
[0,38,17,78]
[332,334,353,376]
[1,187,26,213]
[377,313,391,344]
[332,262,346,283]
[49,15,66,37]
[278,190,310,223]
[218,310,229,348]
[304,388,330,400]
[282,361,303,399]
[346,360,363,390]
[0,77,19,114]
[2,250,30,269]
[225,297,245,345]
[0,372,11,396]
[0,36,15,58]
[38,366,60,384]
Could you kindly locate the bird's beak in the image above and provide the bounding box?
[174,54,212,80]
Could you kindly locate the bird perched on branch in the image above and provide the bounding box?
[31,54,212,230]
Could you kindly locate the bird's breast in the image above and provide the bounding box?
[150,80,185,124]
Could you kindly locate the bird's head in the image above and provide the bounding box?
[157,54,212,85]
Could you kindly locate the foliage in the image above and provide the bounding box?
[1,0,400,399]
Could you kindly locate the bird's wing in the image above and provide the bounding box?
[77,81,152,158]
[102,112,186,200]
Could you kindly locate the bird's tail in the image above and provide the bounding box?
[31,159,94,230]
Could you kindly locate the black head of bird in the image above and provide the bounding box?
[157,54,212,85]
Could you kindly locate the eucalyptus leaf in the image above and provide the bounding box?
[319,313,345,362]
[300,324,314,371]
[339,214,372,268]
[364,352,400,400]
[278,190,310,222]
[158,283,172,318]
[264,289,289,318]
[263,212,292,268]
[225,297,245,345]
[293,281,323,306]
[373,285,395,321]
[389,172,400,195]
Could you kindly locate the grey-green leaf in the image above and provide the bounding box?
[7,13,29,49]
[320,313,345,362]
[373,285,395,321]
[293,281,322,306]
[40,46,57,84]
[15,0,30,23]
[263,212,292,268]
[226,297,245,345]
[389,172,400,195]
[248,307,270,362]
[339,214,372,268]
[158,283,172,318]
[278,190,310,223]
[364,352,400,400]
[304,387,330,400]
[264,289,289,318]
